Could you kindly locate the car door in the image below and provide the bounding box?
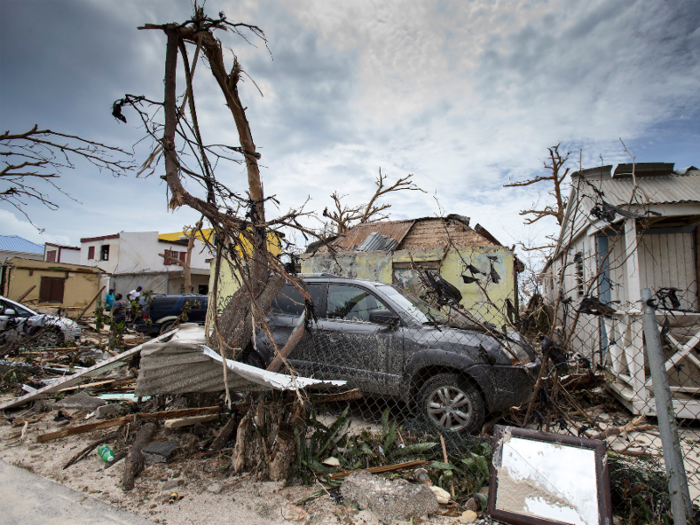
[265,283,326,371]
[311,284,404,396]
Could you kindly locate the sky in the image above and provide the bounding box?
[1,0,699,254]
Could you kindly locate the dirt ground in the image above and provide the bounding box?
[0,400,474,525]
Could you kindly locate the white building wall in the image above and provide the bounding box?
[80,236,121,274]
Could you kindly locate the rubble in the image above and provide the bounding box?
[341,471,439,523]
[143,440,178,463]
[56,392,106,411]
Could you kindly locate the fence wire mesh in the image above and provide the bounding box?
[253,268,700,523]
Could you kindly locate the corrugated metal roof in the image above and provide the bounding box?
[331,220,415,251]
[579,170,700,206]
[0,235,44,254]
[355,231,399,252]
[135,324,346,396]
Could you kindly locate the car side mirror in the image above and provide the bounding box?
[2,308,16,316]
[369,310,400,327]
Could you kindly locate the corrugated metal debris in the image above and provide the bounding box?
[355,231,399,253]
[0,330,175,411]
[135,324,345,396]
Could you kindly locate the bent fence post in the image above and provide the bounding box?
[641,288,692,523]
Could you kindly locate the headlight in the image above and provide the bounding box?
[502,343,531,365]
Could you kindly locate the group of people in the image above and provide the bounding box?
[104,286,143,325]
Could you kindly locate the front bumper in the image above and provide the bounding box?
[487,360,540,413]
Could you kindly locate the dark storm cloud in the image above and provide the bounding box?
[0,0,207,156]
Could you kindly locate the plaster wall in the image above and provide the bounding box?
[81,237,121,273]
[301,246,516,325]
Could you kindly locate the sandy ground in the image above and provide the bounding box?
[0,402,470,525]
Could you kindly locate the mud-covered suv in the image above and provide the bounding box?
[249,275,539,433]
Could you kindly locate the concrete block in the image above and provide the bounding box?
[95,404,122,419]
[143,440,178,463]
[341,471,438,523]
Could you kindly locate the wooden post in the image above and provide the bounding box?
[16,285,36,303]
[76,285,106,320]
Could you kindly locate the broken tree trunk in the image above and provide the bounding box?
[212,411,238,451]
[122,422,156,491]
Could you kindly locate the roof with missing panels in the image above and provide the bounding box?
[0,235,44,254]
[310,216,496,254]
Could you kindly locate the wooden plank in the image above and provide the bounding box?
[36,406,220,442]
[0,330,176,411]
[164,414,218,429]
[329,460,427,480]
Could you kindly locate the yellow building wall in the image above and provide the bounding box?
[4,258,101,315]
[208,232,283,316]
[301,246,516,325]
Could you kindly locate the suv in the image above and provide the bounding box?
[248,275,539,433]
[133,294,208,335]
[0,295,81,347]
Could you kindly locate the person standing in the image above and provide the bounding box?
[111,293,128,327]
[105,289,115,311]
[127,286,143,302]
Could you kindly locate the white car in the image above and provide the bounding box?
[0,296,81,347]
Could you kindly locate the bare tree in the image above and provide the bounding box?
[1,126,132,225]
[504,143,570,227]
[115,8,322,370]
[323,168,424,234]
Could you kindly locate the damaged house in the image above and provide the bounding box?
[543,162,700,418]
[301,216,523,326]
[80,230,214,299]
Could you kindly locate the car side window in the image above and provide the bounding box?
[272,284,324,316]
[327,285,388,322]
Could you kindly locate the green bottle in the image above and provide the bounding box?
[97,444,114,463]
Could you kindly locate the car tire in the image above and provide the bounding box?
[417,373,485,433]
[159,320,177,335]
[35,327,64,348]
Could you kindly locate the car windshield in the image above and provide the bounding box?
[377,285,449,325]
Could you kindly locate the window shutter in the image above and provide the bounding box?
[39,277,52,302]
[179,251,186,262]
[40,277,65,303]
[88,246,95,260]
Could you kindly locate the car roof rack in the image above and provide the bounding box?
[296,272,338,278]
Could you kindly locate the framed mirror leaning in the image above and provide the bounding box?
[488,426,613,525]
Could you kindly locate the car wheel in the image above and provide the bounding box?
[159,320,177,335]
[418,373,485,433]
[35,327,64,348]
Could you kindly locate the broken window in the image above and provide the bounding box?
[87,246,95,260]
[39,277,65,303]
[46,250,57,262]
[100,245,110,261]
[272,284,324,316]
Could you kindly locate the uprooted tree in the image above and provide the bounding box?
[114,7,321,481]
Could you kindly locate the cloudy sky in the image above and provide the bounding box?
[1,0,699,253]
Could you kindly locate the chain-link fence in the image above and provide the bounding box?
[558,283,699,522]
[251,263,700,523]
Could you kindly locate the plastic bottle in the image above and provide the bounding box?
[97,444,114,463]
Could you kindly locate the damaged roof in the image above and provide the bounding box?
[309,215,497,254]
